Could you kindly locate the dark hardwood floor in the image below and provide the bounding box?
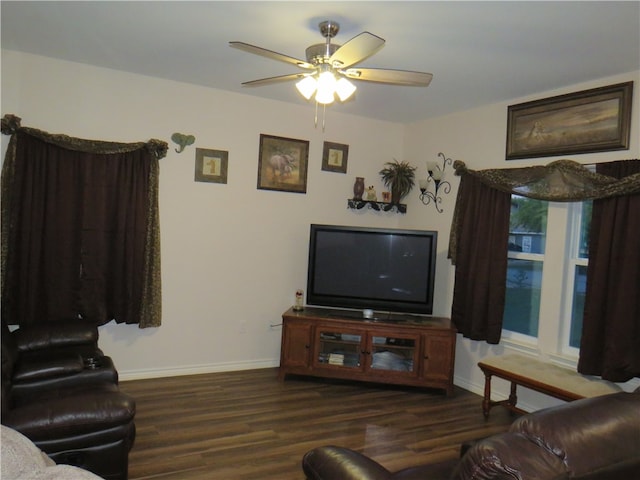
[120,368,515,480]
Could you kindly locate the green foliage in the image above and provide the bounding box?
[379,159,416,202]
[510,197,548,233]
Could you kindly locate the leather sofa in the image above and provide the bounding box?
[302,390,640,480]
[1,320,136,480]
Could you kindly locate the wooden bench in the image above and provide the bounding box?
[478,354,621,417]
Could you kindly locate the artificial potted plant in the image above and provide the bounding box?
[379,159,416,204]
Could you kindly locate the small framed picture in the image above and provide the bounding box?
[195,148,228,183]
[321,141,349,173]
[257,134,309,194]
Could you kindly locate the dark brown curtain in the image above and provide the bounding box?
[1,115,167,327]
[449,173,511,343]
[449,158,640,347]
[578,159,640,381]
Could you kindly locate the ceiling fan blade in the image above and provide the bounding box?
[329,32,385,69]
[342,68,433,86]
[229,41,315,70]
[241,73,307,87]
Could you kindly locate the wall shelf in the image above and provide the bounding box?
[347,199,406,214]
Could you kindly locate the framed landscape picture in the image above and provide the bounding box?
[506,81,633,160]
[257,134,309,193]
[321,141,349,173]
[195,148,228,183]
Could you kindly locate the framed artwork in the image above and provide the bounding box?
[506,81,633,160]
[257,134,309,193]
[195,148,228,183]
[321,141,349,173]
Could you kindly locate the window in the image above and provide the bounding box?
[503,196,591,357]
[564,201,592,352]
[504,196,547,340]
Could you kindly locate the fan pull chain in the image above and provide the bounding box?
[313,101,328,132]
[322,104,326,132]
[314,101,318,128]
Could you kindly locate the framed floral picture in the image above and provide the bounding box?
[257,134,309,193]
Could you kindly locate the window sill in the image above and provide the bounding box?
[500,337,539,357]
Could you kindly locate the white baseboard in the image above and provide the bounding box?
[453,374,483,397]
[118,359,280,382]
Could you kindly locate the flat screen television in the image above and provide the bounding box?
[306,224,437,316]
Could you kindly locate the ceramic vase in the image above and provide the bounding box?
[353,177,365,200]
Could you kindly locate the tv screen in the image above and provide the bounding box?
[306,224,437,315]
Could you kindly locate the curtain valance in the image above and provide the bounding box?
[1,114,168,158]
[449,158,640,264]
[452,159,640,201]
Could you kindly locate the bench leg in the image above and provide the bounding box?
[482,372,492,418]
[508,381,518,411]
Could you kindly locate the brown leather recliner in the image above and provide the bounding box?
[1,320,136,480]
[302,390,640,480]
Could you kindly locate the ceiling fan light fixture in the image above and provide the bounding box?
[315,70,337,104]
[314,88,334,105]
[335,77,356,101]
[295,76,317,100]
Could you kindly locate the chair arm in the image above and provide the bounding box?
[12,353,84,382]
[302,446,392,480]
[3,385,136,441]
[13,321,98,352]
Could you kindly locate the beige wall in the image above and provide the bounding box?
[3,49,638,410]
[1,50,406,376]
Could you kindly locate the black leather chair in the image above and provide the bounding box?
[1,320,136,480]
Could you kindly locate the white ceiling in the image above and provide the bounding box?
[2,1,639,124]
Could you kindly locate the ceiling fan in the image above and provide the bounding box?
[229,20,433,106]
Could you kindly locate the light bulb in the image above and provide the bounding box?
[295,76,317,100]
[335,77,356,101]
[315,71,336,104]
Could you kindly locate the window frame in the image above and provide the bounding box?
[560,201,590,357]
[502,200,589,364]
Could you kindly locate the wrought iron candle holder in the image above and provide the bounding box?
[418,152,452,213]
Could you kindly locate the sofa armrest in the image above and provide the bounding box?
[511,392,640,477]
[303,446,392,480]
[13,321,98,352]
[452,433,567,480]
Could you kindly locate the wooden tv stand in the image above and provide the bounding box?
[279,307,457,395]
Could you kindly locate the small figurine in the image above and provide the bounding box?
[366,186,377,201]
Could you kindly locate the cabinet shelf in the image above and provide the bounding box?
[347,199,406,214]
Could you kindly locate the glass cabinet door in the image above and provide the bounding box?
[315,329,362,369]
[369,335,417,374]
